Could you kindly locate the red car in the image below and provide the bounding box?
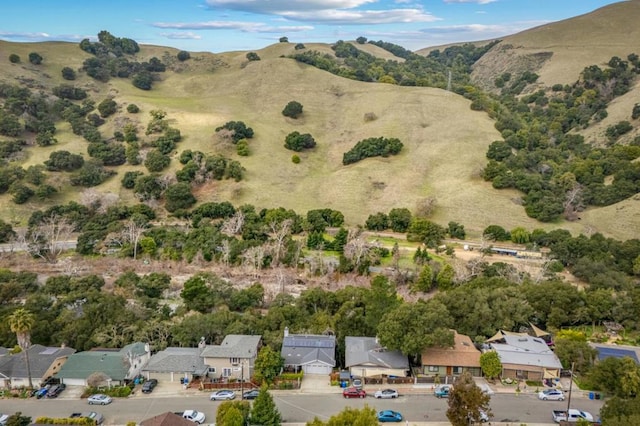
[343,387,366,398]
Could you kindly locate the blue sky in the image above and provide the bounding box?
[0,0,624,53]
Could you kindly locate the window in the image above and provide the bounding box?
[453,366,462,375]
[230,357,239,365]
[222,368,232,377]
[428,366,439,372]
[208,367,216,374]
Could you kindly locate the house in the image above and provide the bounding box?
[281,327,335,375]
[0,344,75,389]
[345,336,409,378]
[488,330,562,381]
[200,335,261,381]
[141,347,208,383]
[590,342,640,364]
[420,331,481,381]
[140,412,194,426]
[55,342,151,386]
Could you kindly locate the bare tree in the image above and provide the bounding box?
[27,215,74,262]
[242,245,265,278]
[121,214,149,260]
[343,228,371,270]
[268,219,292,267]
[221,210,245,237]
[415,196,438,217]
[563,184,584,221]
[219,239,232,267]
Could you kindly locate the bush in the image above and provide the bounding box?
[291,154,300,163]
[61,67,76,80]
[28,52,43,65]
[97,98,117,118]
[9,54,20,63]
[177,50,191,61]
[216,121,254,143]
[127,104,140,113]
[246,52,261,61]
[342,137,403,165]
[279,37,289,43]
[284,131,316,152]
[282,101,303,119]
[294,43,305,50]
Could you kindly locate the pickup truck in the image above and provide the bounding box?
[434,384,452,398]
[552,409,594,423]
[70,411,104,425]
[174,410,206,424]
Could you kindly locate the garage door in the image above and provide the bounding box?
[303,364,332,375]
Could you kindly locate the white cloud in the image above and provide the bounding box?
[205,0,376,14]
[153,21,314,34]
[161,32,203,40]
[279,8,440,24]
[443,0,498,4]
[0,31,89,42]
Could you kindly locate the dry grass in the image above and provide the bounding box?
[1,3,640,241]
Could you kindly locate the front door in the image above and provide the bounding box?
[446,366,452,376]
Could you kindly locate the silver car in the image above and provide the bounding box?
[87,394,113,405]
[538,389,565,401]
[209,389,236,400]
[374,388,399,399]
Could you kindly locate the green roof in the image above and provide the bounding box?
[56,342,147,381]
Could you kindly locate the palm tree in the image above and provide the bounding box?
[9,308,35,389]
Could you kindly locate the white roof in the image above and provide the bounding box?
[490,334,562,369]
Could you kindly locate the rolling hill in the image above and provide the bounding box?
[0,0,639,241]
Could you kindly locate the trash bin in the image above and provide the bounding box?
[340,381,347,388]
[595,393,601,400]
[589,392,594,400]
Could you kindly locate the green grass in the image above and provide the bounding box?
[1,30,640,240]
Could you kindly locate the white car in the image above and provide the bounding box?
[87,394,113,405]
[0,413,9,426]
[538,388,565,401]
[209,389,236,400]
[181,410,206,424]
[374,388,399,399]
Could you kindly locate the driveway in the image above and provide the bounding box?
[299,374,335,394]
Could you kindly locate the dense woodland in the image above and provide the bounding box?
[1,31,640,424]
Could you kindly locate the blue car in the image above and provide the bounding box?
[377,410,403,422]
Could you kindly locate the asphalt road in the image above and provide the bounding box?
[0,392,604,425]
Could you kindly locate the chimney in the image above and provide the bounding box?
[198,337,206,349]
[284,327,289,337]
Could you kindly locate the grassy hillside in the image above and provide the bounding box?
[0,21,638,240]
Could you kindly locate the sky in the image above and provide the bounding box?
[0,0,625,54]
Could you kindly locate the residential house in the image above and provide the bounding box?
[488,330,562,381]
[140,412,194,426]
[55,342,151,386]
[0,344,75,389]
[281,327,335,375]
[590,342,640,364]
[142,347,208,383]
[345,336,409,379]
[200,335,262,382]
[420,331,481,382]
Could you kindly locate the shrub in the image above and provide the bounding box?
[284,131,316,152]
[177,50,191,61]
[246,52,261,61]
[61,67,76,80]
[28,52,43,65]
[97,98,117,118]
[282,101,303,118]
[236,139,249,156]
[9,54,20,63]
[291,154,300,164]
[294,43,305,50]
[215,121,254,143]
[127,104,140,113]
[279,37,289,43]
[342,137,403,165]
[363,112,377,122]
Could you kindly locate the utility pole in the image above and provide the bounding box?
[240,360,244,399]
[566,362,575,415]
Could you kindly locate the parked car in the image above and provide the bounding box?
[552,408,594,423]
[538,388,565,401]
[342,387,366,399]
[175,410,206,424]
[242,389,260,400]
[87,394,113,405]
[0,413,8,426]
[434,384,452,398]
[377,410,403,422]
[70,411,104,425]
[352,377,363,389]
[47,383,66,398]
[210,389,236,401]
[468,409,490,423]
[35,387,49,399]
[374,388,399,399]
[141,378,158,393]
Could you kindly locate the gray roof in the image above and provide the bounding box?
[281,334,336,367]
[142,347,208,375]
[0,344,76,379]
[345,336,409,370]
[200,335,262,359]
[491,334,562,369]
